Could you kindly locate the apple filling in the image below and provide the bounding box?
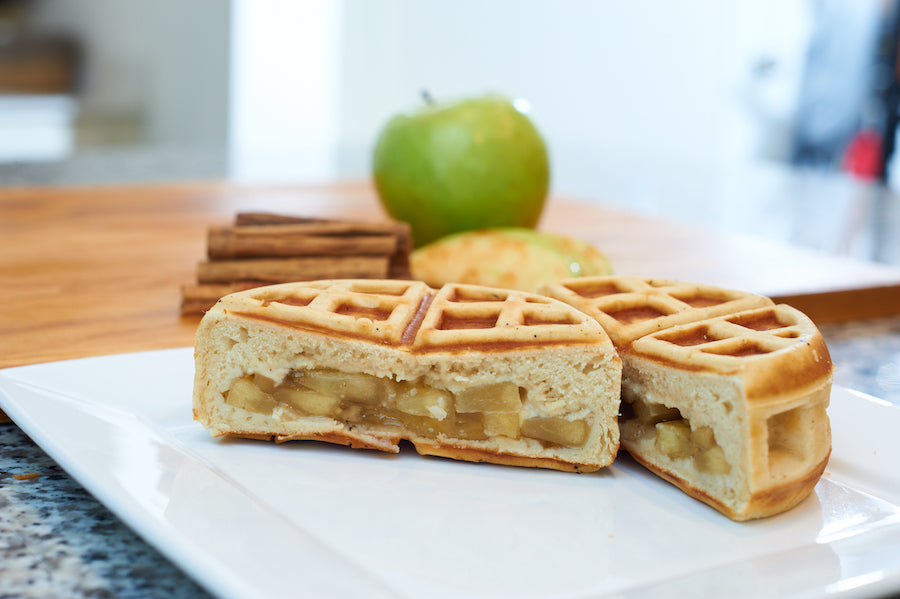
[624,397,730,474]
[224,369,590,447]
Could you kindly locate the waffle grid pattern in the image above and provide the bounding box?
[546,276,773,346]
[227,280,606,351]
[239,280,430,344]
[632,305,816,370]
[414,284,601,350]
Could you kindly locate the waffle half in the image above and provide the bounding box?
[193,279,623,472]
[540,276,833,520]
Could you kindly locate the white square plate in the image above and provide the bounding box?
[1,348,899,599]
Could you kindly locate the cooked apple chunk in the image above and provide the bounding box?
[396,386,451,420]
[652,420,731,473]
[655,420,693,458]
[454,382,521,413]
[225,376,277,415]
[483,412,521,439]
[273,387,340,416]
[521,417,589,447]
[691,426,716,450]
[296,370,388,404]
[252,373,277,394]
[632,396,680,425]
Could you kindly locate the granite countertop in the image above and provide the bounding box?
[0,425,210,599]
[1,317,899,598]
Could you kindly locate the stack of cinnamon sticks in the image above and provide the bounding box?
[180,213,412,315]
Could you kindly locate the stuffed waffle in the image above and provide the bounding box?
[193,279,623,472]
[540,276,833,520]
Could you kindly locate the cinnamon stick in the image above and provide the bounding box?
[207,226,398,259]
[235,212,402,235]
[389,221,413,278]
[235,213,326,226]
[196,256,390,284]
[182,213,414,316]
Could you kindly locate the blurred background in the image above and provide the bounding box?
[1,0,899,264]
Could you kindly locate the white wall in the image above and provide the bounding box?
[26,0,230,147]
[228,0,343,182]
[334,0,813,201]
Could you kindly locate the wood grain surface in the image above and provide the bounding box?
[3,180,900,374]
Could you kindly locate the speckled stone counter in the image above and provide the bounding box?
[1,317,899,598]
[0,424,210,599]
[819,316,900,404]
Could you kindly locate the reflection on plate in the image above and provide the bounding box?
[1,349,899,599]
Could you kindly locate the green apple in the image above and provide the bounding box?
[373,93,550,247]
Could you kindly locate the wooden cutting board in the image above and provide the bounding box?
[541,201,900,322]
[1,180,899,373]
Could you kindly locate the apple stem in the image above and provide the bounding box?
[421,89,435,106]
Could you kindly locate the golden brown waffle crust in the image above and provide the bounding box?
[538,275,775,347]
[624,448,831,521]
[193,279,623,472]
[626,303,834,395]
[216,279,610,353]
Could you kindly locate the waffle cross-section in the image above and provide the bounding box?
[540,275,833,520]
[193,278,623,473]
